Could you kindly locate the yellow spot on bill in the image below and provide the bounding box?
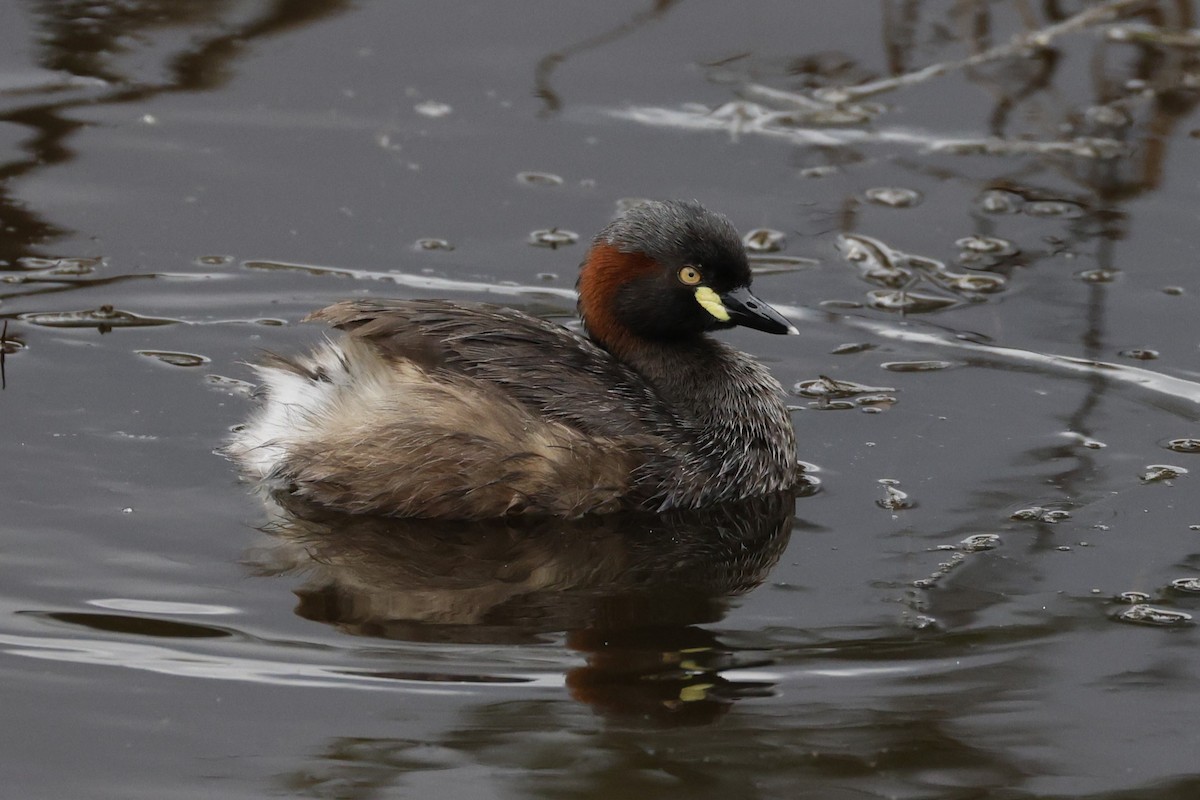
[679,683,715,702]
[694,286,730,321]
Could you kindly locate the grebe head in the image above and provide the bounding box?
[577,200,797,354]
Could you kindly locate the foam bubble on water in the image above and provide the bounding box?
[864,187,922,208]
[1115,604,1193,627]
[528,228,579,249]
[960,534,1001,552]
[1141,465,1188,483]
[877,479,913,511]
[136,350,210,368]
[743,228,787,253]
[1011,506,1072,524]
[517,171,563,187]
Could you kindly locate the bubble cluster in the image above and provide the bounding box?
[1011,506,1072,524]
[1141,465,1188,483]
[793,375,897,412]
[960,534,1001,552]
[1115,605,1193,627]
[837,232,1007,314]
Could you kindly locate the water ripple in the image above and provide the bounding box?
[243,260,578,302]
[0,631,557,693]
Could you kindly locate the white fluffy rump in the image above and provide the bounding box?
[225,340,364,481]
[224,338,639,518]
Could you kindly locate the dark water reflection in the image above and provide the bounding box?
[3,0,1200,797]
[254,491,795,643]
[0,0,355,264]
[253,490,796,725]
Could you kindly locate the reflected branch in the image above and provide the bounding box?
[534,0,681,115]
[1,320,8,389]
[0,0,353,263]
[816,0,1151,104]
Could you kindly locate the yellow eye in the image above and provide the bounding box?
[678,266,702,286]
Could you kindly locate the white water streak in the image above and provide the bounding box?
[244,260,578,302]
[797,308,1200,414]
[0,632,563,692]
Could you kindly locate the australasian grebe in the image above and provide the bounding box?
[228,200,799,519]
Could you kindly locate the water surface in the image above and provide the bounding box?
[2,1,1200,797]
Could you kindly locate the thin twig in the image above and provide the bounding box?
[812,0,1150,103]
[1107,23,1200,48]
[607,104,1126,158]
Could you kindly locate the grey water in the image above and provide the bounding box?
[2,1,1200,798]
